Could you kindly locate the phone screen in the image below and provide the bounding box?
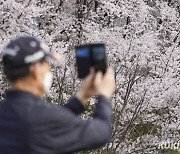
[75,47,91,79]
[92,45,107,73]
[92,46,105,60]
[76,48,89,58]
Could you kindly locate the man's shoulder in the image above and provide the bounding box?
[27,99,73,124]
[1,95,68,124]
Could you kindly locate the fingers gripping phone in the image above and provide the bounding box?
[75,43,108,79]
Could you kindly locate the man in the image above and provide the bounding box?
[0,36,115,154]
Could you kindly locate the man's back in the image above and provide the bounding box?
[0,90,112,154]
[0,90,33,153]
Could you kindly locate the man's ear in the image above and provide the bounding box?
[29,63,40,80]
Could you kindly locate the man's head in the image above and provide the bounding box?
[2,36,60,96]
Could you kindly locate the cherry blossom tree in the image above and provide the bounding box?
[0,0,180,153]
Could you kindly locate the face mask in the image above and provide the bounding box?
[43,72,53,93]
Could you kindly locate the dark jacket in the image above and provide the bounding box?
[0,90,112,154]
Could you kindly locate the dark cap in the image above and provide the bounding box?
[2,36,56,69]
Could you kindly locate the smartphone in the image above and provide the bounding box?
[75,43,107,79]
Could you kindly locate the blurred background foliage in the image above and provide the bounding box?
[0,0,180,153]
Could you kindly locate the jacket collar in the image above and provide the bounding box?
[5,89,41,101]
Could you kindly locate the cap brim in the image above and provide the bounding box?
[44,53,64,66]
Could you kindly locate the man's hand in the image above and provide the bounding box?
[76,68,96,106]
[94,67,116,99]
[76,67,115,106]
